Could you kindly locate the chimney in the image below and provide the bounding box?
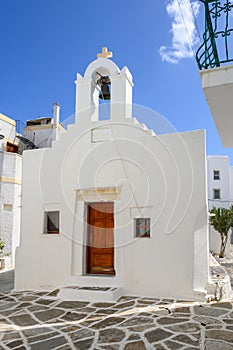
[53,103,60,126]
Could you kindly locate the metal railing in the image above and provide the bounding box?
[196,0,233,70]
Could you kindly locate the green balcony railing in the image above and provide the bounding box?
[196,0,233,70]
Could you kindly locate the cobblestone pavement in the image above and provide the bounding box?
[1,289,233,349]
[220,257,233,289]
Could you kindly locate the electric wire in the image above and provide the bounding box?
[176,0,196,55]
[175,0,204,62]
[189,0,202,42]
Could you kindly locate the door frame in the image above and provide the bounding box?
[85,201,115,275]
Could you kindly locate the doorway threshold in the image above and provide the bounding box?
[70,274,123,288]
[83,274,115,277]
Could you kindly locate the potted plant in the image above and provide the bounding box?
[0,240,5,270]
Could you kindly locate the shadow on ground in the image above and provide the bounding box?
[0,269,14,292]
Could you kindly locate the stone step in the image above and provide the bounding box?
[70,275,123,287]
[131,117,140,125]
[149,129,156,137]
[206,254,232,301]
[131,118,157,136]
[137,123,148,131]
[58,286,123,302]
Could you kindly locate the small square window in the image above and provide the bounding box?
[213,170,220,180]
[3,204,12,212]
[6,142,19,154]
[135,218,150,238]
[213,189,221,200]
[45,211,59,234]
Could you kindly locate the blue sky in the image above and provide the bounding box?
[0,0,233,163]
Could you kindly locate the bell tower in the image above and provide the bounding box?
[75,47,133,123]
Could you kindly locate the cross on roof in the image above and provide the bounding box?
[97,47,113,59]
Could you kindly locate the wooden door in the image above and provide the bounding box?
[86,202,115,275]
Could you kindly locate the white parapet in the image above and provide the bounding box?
[200,64,233,148]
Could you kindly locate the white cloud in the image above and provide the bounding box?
[159,0,200,64]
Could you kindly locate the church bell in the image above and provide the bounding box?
[97,74,111,100]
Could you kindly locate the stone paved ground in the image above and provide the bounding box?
[1,289,233,349]
[1,251,233,350]
[0,270,14,293]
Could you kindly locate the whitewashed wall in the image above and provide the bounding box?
[15,122,209,299]
[0,118,16,143]
[207,156,233,257]
[0,115,21,267]
[207,156,230,208]
[200,65,233,148]
[24,125,66,149]
[15,58,209,300]
[230,166,233,202]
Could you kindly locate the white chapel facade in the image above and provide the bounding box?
[15,49,210,300]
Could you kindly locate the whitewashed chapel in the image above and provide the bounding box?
[15,48,210,300]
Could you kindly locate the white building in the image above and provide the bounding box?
[0,113,21,268]
[197,2,233,258]
[207,156,233,256]
[21,103,66,150]
[15,49,211,301]
[0,105,65,268]
[207,156,233,209]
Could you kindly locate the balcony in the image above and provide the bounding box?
[196,0,233,147]
[200,64,233,147]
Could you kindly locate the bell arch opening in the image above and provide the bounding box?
[91,68,112,121]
